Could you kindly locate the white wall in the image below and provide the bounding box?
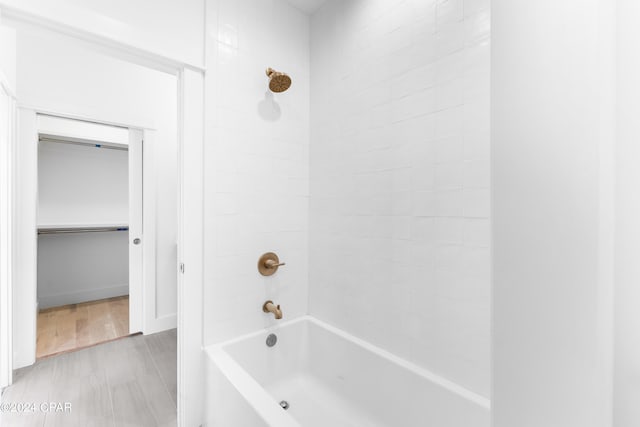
[38,142,128,227]
[14,23,179,320]
[203,0,310,344]
[37,232,128,308]
[10,21,179,367]
[615,1,640,425]
[0,21,16,90]
[36,141,128,308]
[0,0,205,68]
[309,0,491,397]
[13,23,166,129]
[492,0,615,426]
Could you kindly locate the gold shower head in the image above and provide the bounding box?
[266,67,292,93]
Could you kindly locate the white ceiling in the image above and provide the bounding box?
[285,0,328,14]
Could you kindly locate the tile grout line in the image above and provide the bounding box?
[115,336,159,425]
[104,358,117,427]
[143,334,177,408]
[42,356,58,427]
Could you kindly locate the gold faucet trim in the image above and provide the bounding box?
[258,252,286,276]
[262,300,283,319]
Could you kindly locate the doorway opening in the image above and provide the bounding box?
[0,6,205,422]
[34,114,142,358]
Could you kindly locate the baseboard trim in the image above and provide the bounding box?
[38,284,129,309]
[144,313,177,335]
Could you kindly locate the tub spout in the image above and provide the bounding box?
[262,300,283,319]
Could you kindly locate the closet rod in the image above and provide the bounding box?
[38,137,128,151]
[38,226,129,235]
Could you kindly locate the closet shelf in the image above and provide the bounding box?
[37,223,129,235]
[37,223,128,229]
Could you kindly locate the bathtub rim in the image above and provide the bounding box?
[206,315,490,411]
[206,345,301,427]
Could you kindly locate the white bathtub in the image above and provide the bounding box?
[205,316,490,427]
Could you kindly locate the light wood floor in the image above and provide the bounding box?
[37,295,129,359]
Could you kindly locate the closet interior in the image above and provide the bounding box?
[36,115,133,358]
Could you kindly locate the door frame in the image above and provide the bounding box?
[128,127,144,334]
[0,55,16,390]
[1,6,205,425]
[14,109,151,369]
[30,115,146,337]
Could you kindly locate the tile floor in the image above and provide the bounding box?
[1,329,177,427]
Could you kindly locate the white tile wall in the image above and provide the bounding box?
[204,0,310,343]
[309,0,490,397]
[203,0,490,397]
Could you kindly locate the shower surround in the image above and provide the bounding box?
[309,0,490,397]
[204,0,311,344]
[204,0,491,422]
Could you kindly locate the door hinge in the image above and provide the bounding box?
[179,263,185,274]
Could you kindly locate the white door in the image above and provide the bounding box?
[128,129,143,333]
[0,24,16,389]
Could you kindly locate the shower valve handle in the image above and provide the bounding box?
[258,252,285,276]
[265,259,286,269]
